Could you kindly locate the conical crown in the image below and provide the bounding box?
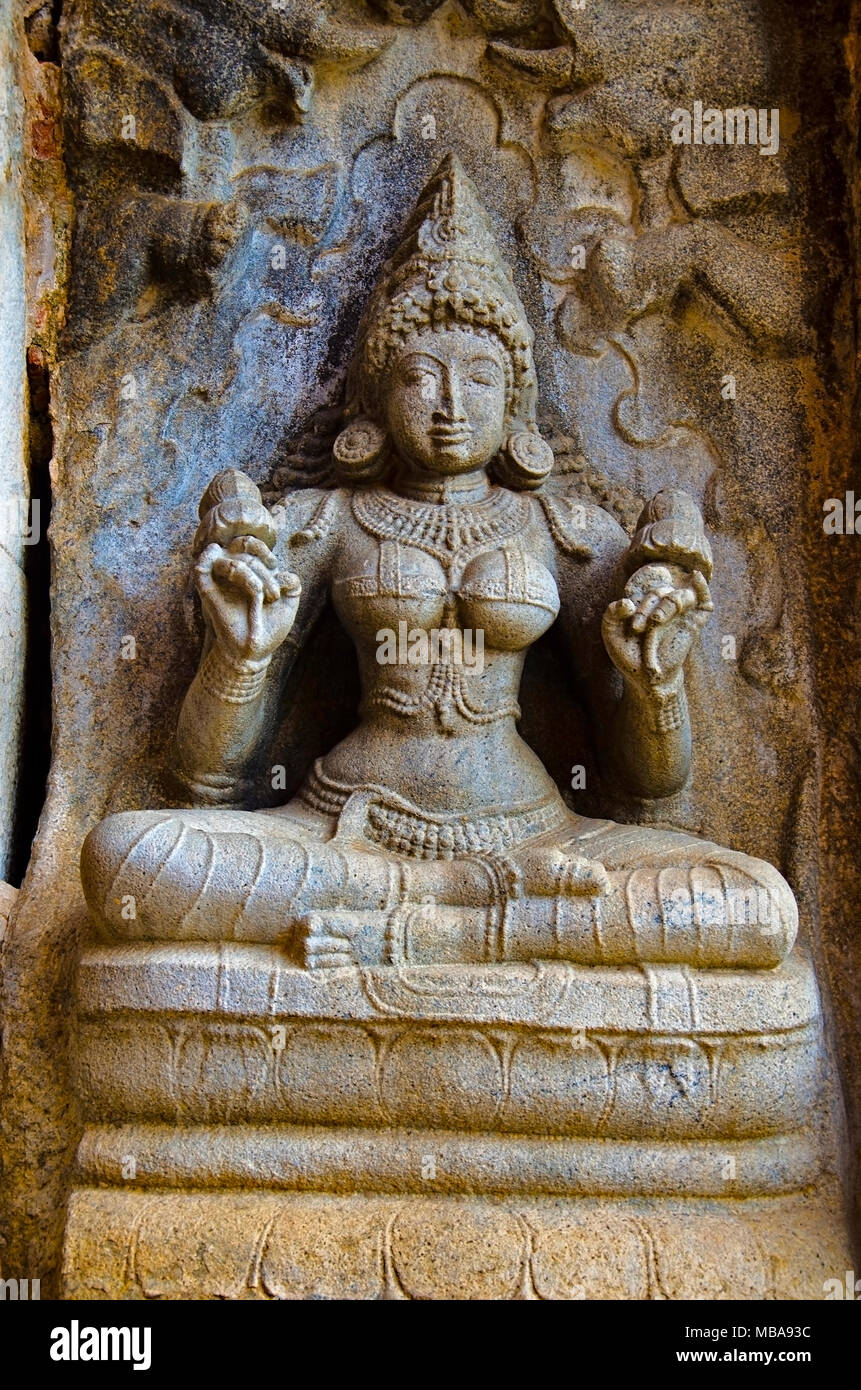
[389,153,507,276]
[350,154,537,427]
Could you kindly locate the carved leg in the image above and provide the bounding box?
[360,826,797,969]
[81,810,797,968]
[497,823,798,968]
[80,807,497,944]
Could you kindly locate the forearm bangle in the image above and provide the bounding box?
[198,646,270,704]
[650,682,688,734]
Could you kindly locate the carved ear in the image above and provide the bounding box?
[332,417,389,482]
[494,431,554,490]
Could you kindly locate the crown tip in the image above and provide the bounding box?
[434,151,463,174]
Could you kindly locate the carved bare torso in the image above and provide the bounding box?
[325,486,560,811]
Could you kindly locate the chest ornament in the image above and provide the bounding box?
[352,486,529,563]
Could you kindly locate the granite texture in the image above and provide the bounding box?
[0,0,858,1297]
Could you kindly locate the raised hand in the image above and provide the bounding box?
[195,534,301,665]
[602,562,713,692]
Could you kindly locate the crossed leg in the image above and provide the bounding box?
[82,799,797,969]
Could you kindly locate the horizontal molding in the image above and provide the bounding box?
[76,1123,820,1197]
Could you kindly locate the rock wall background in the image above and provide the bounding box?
[0,0,858,1289]
[0,0,30,882]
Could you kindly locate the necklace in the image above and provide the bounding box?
[352,485,528,563]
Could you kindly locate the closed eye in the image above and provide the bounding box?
[404,369,439,387]
[468,356,504,386]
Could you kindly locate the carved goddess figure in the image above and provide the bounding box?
[82,156,797,969]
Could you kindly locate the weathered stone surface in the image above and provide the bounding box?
[60,148,845,1296]
[0,1,29,880]
[75,946,823,1139]
[62,1190,850,1300]
[0,0,858,1298]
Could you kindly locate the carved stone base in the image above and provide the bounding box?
[74,1125,820,1197]
[63,1190,850,1300]
[64,943,850,1298]
[76,945,823,1139]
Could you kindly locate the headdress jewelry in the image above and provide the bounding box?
[334,154,552,488]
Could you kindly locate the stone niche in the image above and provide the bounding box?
[0,0,859,1300]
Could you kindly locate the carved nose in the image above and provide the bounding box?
[435,371,466,421]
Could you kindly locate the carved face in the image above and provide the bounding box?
[383,326,509,477]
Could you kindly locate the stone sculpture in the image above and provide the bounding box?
[0,0,855,1308]
[80,156,797,972]
[59,155,848,1299]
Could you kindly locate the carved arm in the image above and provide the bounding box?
[603,489,713,798]
[174,471,333,804]
[549,487,713,801]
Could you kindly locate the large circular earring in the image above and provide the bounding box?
[495,431,554,490]
[332,417,388,482]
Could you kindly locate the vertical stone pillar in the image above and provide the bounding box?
[0,0,29,880]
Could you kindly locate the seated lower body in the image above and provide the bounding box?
[80,765,797,968]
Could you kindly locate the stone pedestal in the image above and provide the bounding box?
[62,944,850,1299]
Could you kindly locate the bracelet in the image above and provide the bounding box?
[649,681,687,734]
[177,771,240,806]
[198,646,270,704]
